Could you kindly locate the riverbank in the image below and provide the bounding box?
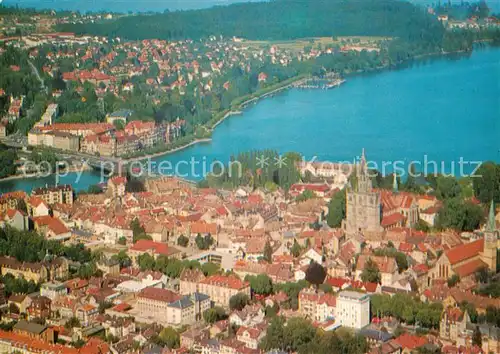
[121,75,309,163]
[0,164,91,182]
[125,138,212,162]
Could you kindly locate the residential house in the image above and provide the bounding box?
[128,240,181,266]
[27,295,51,321]
[440,307,470,343]
[355,255,398,287]
[198,275,251,308]
[236,326,265,350]
[180,268,206,294]
[28,196,50,217]
[298,288,336,323]
[3,209,28,231]
[32,185,73,205]
[13,320,55,344]
[40,281,67,300]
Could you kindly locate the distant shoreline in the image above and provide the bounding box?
[121,43,497,164]
[0,165,91,182]
[125,138,212,162]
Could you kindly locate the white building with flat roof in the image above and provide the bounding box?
[336,290,370,329]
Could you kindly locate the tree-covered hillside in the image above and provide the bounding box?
[58,0,444,43]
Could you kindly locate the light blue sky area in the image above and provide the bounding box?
[3,0,265,12]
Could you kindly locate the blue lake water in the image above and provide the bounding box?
[1,46,499,193]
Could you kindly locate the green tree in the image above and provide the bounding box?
[195,233,214,250]
[246,274,273,295]
[158,327,180,349]
[305,261,327,290]
[113,119,125,130]
[130,218,151,243]
[203,306,226,324]
[296,190,315,202]
[291,240,301,258]
[447,274,460,287]
[65,317,81,329]
[201,262,220,276]
[436,199,484,231]
[283,317,316,352]
[177,235,189,247]
[361,258,381,283]
[327,190,346,227]
[117,236,127,245]
[111,250,132,268]
[435,176,461,200]
[137,253,155,271]
[229,293,249,311]
[261,316,286,351]
[473,162,500,203]
[263,240,273,263]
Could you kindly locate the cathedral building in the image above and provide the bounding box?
[428,201,498,285]
[344,149,383,235]
[343,149,420,236]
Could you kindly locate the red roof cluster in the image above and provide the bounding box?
[393,333,428,350]
[445,239,484,265]
[62,69,113,82]
[138,287,181,303]
[201,275,249,290]
[129,239,179,257]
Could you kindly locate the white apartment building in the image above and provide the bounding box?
[336,290,370,329]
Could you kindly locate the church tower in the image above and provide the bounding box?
[344,149,383,235]
[481,200,498,273]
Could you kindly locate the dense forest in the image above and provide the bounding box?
[58,0,444,43]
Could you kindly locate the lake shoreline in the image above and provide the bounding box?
[0,45,496,189]
[123,45,485,163]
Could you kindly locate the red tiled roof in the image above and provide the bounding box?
[33,216,69,235]
[453,259,487,278]
[398,242,413,252]
[236,326,263,340]
[0,330,110,353]
[5,209,25,219]
[381,212,406,227]
[28,196,48,208]
[445,239,484,265]
[393,333,428,350]
[200,275,249,290]
[326,277,349,288]
[129,240,179,257]
[138,288,181,303]
[110,176,127,185]
[190,221,217,235]
[357,255,398,274]
[413,263,429,275]
[111,302,131,312]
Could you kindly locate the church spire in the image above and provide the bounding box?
[487,200,496,232]
[360,148,367,169]
[392,173,398,194]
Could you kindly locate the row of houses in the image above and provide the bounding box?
[28,119,185,156]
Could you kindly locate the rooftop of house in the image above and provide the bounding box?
[138,287,181,303]
[338,290,369,301]
[14,320,47,335]
[444,238,484,265]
